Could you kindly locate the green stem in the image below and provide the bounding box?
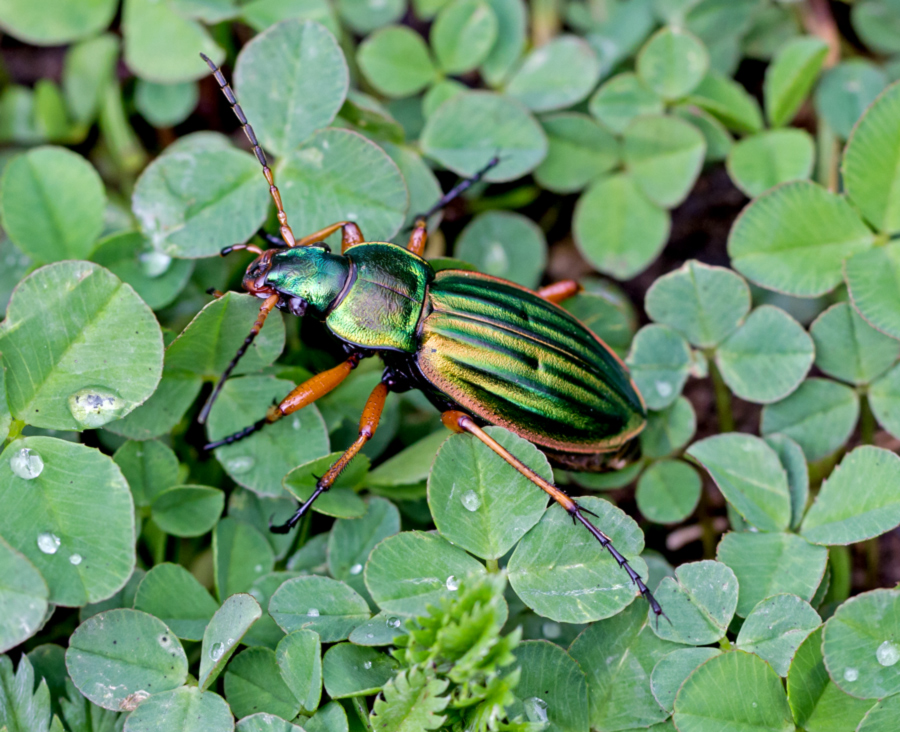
[859,391,875,446]
[350,697,371,731]
[6,419,25,443]
[859,391,880,588]
[486,559,499,573]
[707,355,734,433]
[531,0,559,46]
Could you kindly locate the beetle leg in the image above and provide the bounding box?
[291,221,365,252]
[536,280,581,304]
[203,354,361,450]
[272,382,388,533]
[198,293,280,425]
[407,218,427,256]
[200,54,297,247]
[441,410,664,619]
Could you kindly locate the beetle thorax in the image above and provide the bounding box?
[263,246,350,318]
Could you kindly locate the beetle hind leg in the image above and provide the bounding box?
[441,409,664,620]
[271,382,388,533]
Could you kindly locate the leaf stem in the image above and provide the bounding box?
[707,355,734,433]
[531,0,560,47]
[486,559,499,573]
[6,419,24,443]
[859,391,875,445]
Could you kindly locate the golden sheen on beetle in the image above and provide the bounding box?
[197,54,661,620]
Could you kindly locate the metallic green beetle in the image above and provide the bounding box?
[199,55,659,618]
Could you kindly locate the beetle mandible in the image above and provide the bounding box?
[198,54,662,619]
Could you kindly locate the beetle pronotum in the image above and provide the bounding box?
[199,54,663,620]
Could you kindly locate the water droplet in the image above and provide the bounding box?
[387,616,401,628]
[654,380,673,398]
[844,667,859,682]
[363,661,372,670]
[542,622,562,639]
[68,388,126,428]
[876,640,900,667]
[139,249,172,278]
[752,702,757,708]
[209,642,225,661]
[291,416,302,430]
[446,575,459,591]
[366,633,374,639]
[484,241,509,276]
[307,608,320,617]
[10,448,44,480]
[69,553,82,565]
[524,697,549,724]
[37,532,60,554]
[350,563,363,575]
[158,634,171,647]
[461,490,481,512]
[225,456,255,474]
[254,564,263,573]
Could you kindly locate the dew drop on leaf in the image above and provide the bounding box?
[139,249,172,278]
[844,667,859,681]
[68,387,126,428]
[69,553,82,565]
[654,380,673,397]
[524,697,549,724]
[542,621,562,639]
[350,563,363,575]
[307,608,320,617]
[484,241,509,275]
[363,660,372,669]
[446,575,459,591]
[209,642,225,661]
[461,489,481,512]
[225,456,255,474]
[876,640,900,667]
[10,448,44,480]
[37,532,61,554]
[387,616,401,628]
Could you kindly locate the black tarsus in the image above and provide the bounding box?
[204,416,267,451]
[416,154,503,221]
[270,484,327,534]
[570,502,665,620]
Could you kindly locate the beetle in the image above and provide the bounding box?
[198,54,662,619]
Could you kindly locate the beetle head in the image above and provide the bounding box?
[243,244,350,319]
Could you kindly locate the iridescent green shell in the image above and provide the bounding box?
[326,243,433,352]
[416,270,646,453]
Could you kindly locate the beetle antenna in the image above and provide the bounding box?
[416,154,503,221]
[200,53,298,247]
[198,294,279,425]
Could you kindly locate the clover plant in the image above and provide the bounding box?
[2,1,900,732]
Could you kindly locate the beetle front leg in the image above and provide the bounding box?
[293,221,365,252]
[203,354,361,449]
[441,410,665,621]
[272,382,388,533]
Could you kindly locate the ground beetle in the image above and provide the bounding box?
[199,54,662,620]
